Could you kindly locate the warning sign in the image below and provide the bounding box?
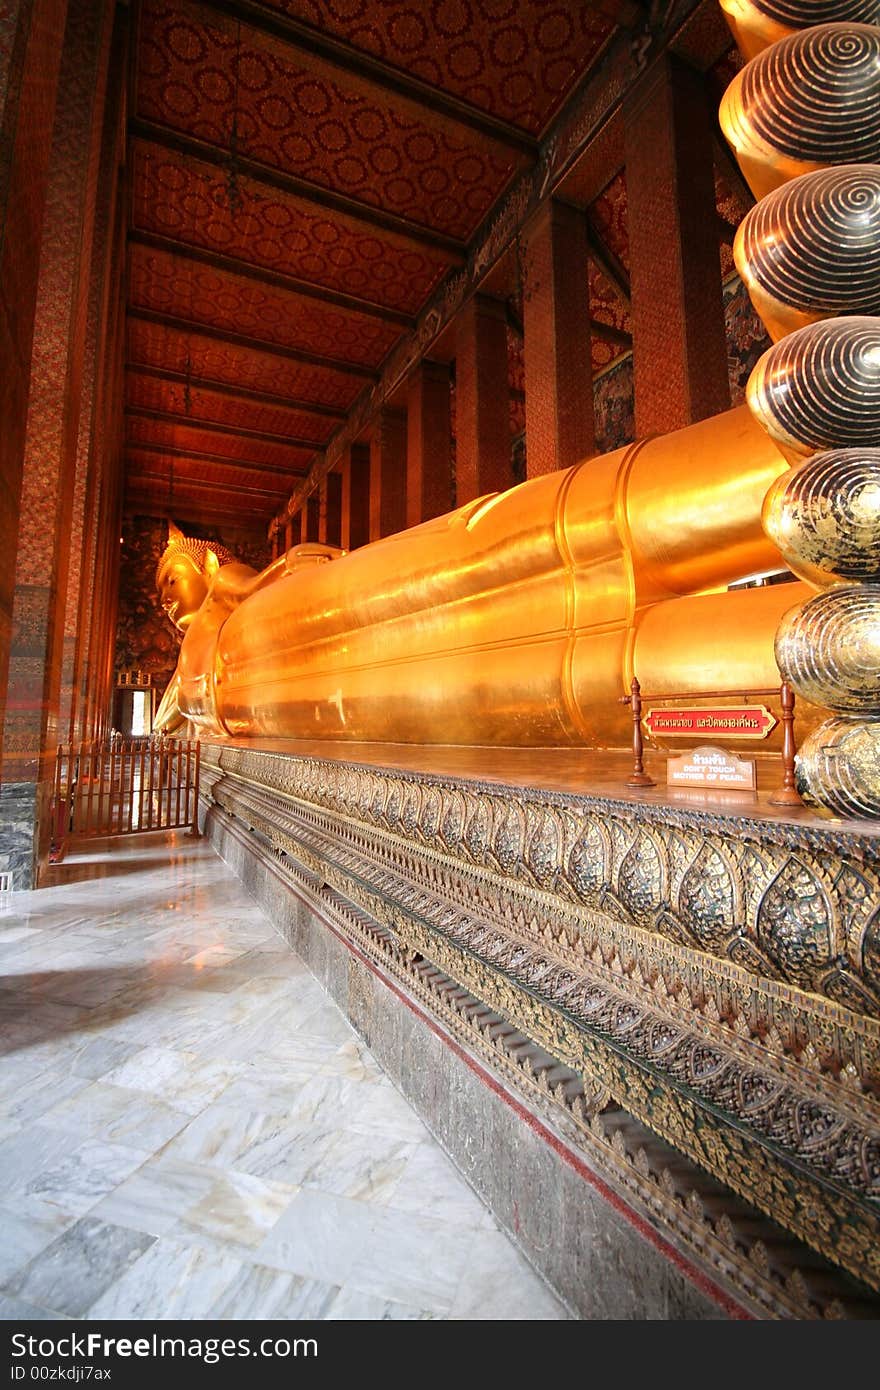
[644,705,776,740]
[667,745,757,792]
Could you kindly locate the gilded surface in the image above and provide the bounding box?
[201,743,880,1298]
[719,24,880,201]
[775,585,880,713]
[796,718,880,819]
[154,407,815,750]
[720,1,880,61]
[722,1,880,821]
[761,448,880,586]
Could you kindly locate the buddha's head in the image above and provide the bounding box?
[156,523,234,632]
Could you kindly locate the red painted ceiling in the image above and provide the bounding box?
[123,0,750,532]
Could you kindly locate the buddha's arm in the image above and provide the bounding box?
[214,546,345,605]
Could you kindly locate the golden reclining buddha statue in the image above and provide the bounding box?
[154,404,814,752]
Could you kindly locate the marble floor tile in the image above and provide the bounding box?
[300,1126,415,1204]
[0,832,569,1322]
[84,1237,244,1320]
[1,1069,91,1126]
[207,1264,338,1320]
[350,1078,443,1143]
[448,1230,570,1320]
[255,1189,377,1284]
[69,1037,137,1080]
[40,1081,191,1153]
[21,1138,149,1219]
[385,1140,493,1229]
[0,1126,84,1200]
[173,1165,299,1252]
[323,1288,437,1320]
[164,1101,339,1187]
[116,1050,246,1116]
[345,1208,475,1314]
[319,1039,385,1085]
[89,1155,215,1238]
[0,1293,65,1320]
[0,1203,77,1288]
[8,1217,155,1318]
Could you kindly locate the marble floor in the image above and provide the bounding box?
[0,831,568,1321]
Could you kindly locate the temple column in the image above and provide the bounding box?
[522,200,595,477]
[317,477,328,544]
[624,55,730,436]
[0,0,115,888]
[283,519,293,551]
[406,360,452,527]
[0,0,70,768]
[369,408,407,542]
[298,506,308,544]
[64,20,126,746]
[346,443,371,550]
[340,455,351,551]
[71,174,125,743]
[455,294,511,503]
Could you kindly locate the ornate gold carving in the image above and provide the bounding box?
[201,743,880,1301]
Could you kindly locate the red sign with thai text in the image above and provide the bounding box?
[643,705,777,740]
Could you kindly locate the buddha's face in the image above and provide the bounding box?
[158,555,208,632]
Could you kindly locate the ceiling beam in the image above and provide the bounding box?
[125,440,307,479]
[126,307,379,381]
[124,492,277,525]
[131,121,467,261]
[195,0,538,156]
[127,230,416,328]
[591,319,632,347]
[585,217,631,304]
[125,404,327,452]
[126,364,346,422]
[126,469,289,501]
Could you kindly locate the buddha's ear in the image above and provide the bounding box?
[204,548,221,580]
[168,520,184,542]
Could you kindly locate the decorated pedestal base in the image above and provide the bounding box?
[200,739,880,1320]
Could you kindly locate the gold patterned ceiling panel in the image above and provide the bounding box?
[136,0,523,240]
[127,317,364,410]
[126,448,296,492]
[124,2,740,530]
[126,413,315,471]
[128,245,402,367]
[127,370,337,442]
[254,0,616,134]
[131,140,456,314]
